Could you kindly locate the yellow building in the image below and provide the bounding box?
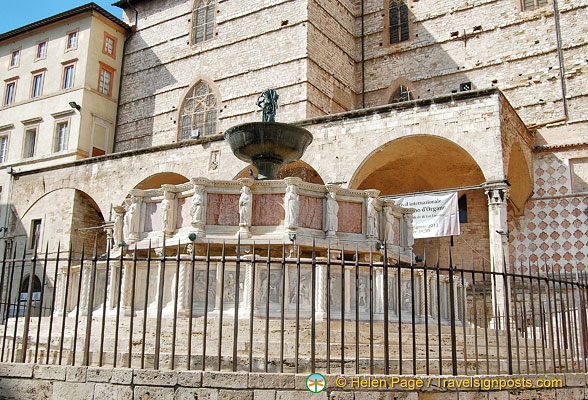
[0,3,130,253]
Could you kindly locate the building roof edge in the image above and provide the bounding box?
[0,2,131,42]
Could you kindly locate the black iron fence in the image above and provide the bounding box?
[0,239,586,376]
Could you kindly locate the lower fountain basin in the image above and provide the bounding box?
[224,122,313,180]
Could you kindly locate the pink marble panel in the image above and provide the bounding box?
[392,217,400,246]
[299,195,323,230]
[252,194,284,226]
[337,201,362,233]
[176,197,192,229]
[144,202,162,232]
[206,193,239,226]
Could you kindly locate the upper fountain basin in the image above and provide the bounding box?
[224,122,313,165]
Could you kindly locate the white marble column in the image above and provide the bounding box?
[483,181,510,323]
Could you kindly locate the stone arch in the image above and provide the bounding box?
[506,141,533,216]
[177,76,221,141]
[233,160,325,184]
[349,135,489,266]
[133,172,190,190]
[349,135,486,194]
[18,188,106,254]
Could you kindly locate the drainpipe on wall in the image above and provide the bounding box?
[361,0,366,109]
[552,0,568,119]
[126,0,139,31]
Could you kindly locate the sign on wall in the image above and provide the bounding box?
[392,193,460,239]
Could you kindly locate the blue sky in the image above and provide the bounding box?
[0,1,123,34]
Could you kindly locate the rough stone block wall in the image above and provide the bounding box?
[116,0,310,151]
[357,0,588,129]
[0,363,586,400]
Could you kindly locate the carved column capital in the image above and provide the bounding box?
[483,181,510,207]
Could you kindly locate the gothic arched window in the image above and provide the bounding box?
[192,0,215,44]
[179,80,218,140]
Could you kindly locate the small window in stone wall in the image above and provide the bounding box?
[458,194,468,223]
[192,0,215,44]
[390,85,412,103]
[388,0,409,44]
[570,158,588,193]
[179,80,218,140]
[521,0,548,11]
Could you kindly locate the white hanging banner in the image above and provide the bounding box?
[392,193,460,239]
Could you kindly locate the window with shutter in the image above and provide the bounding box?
[522,0,549,10]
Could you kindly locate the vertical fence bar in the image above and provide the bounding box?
[171,242,181,370]
[423,251,430,375]
[544,265,557,373]
[491,265,501,375]
[519,267,530,374]
[154,238,167,370]
[46,243,61,365]
[397,254,402,375]
[20,243,37,363]
[264,243,271,372]
[1,245,17,362]
[459,260,467,375]
[558,268,575,372]
[58,244,72,365]
[535,265,547,373]
[436,254,442,375]
[280,243,286,373]
[502,260,513,375]
[99,242,111,367]
[34,244,49,363]
[248,242,256,372]
[578,271,588,372]
[383,246,389,375]
[481,262,489,374]
[201,242,211,371]
[569,267,580,372]
[141,241,151,369]
[295,245,300,374]
[311,241,317,373]
[113,244,124,368]
[411,251,416,375]
[527,263,538,374]
[71,244,85,366]
[232,237,241,372]
[340,245,345,375]
[326,246,331,375]
[512,269,520,374]
[0,244,8,328]
[448,250,457,375]
[555,267,568,372]
[369,248,374,375]
[217,242,226,371]
[128,243,138,369]
[187,240,195,370]
[354,248,359,374]
[82,241,98,366]
[471,261,479,376]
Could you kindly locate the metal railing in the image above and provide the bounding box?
[0,238,586,375]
